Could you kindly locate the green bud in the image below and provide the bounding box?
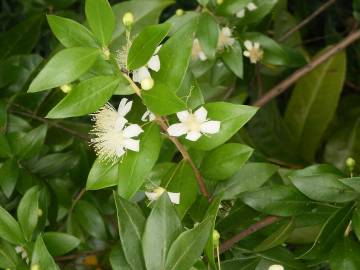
[216,0,224,5]
[122,12,134,27]
[212,230,220,246]
[346,157,356,170]
[176,9,184,16]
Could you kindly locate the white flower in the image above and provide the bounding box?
[145,187,180,204]
[217,27,236,50]
[192,38,207,61]
[243,40,264,64]
[141,110,156,122]
[132,45,161,87]
[90,98,143,162]
[268,265,284,270]
[167,107,221,141]
[236,2,258,18]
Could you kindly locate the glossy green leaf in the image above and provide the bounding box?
[0,240,19,269]
[43,232,80,256]
[85,0,115,46]
[28,47,100,92]
[86,157,118,190]
[330,237,360,270]
[127,23,171,70]
[285,51,346,162]
[197,13,218,59]
[0,159,19,198]
[165,217,213,270]
[47,76,120,118]
[0,206,25,245]
[142,194,182,270]
[200,143,253,181]
[47,15,98,48]
[114,193,146,270]
[110,244,132,270]
[221,41,244,78]
[31,235,58,270]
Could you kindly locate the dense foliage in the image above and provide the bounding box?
[1,0,360,269]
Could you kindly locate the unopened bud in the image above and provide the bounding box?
[346,157,356,170]
[31,264,40,270]
[122,12,134,27]
[212,230,220,246]
[141,77,154,90]
[268,265,284,270]
[102,47,111,60]
[60,84,72,93]
[37,208,43,217]
[176,9,184,16]
[216,0,224,4]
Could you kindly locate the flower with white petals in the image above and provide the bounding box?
[236,2,258,18]
[192,38,207,61]
[217,27,236,51]
[145,187,180,204]
[268,265,284,270]
[243,40,264,64]
[141,110,156,122]
[90,98,143,162]
[167,107,221,141]
[132,46,161,89]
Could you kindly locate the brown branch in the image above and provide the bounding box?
[219,216,280,254]
[279,0,337,42]
[254,29,360,107]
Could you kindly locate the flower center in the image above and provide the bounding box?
[250,48,263,62]
[184,115,201,132]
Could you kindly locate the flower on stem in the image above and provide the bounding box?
[145,187,180,204]
[167,107,221,141]
[243,40,264,64]
[192,38,207,61]
[141,110,156,122]
[132,46,161,90]
[90,98,143,163]
[236,2,258,18]
[217,27,236,51]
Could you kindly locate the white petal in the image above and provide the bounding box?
[147,55,161,72]
[268,265,284,270]
[168,192,180,204]
[116,147,125,157]
[118,98,132,116]
[243,51,251,57]
[244,40,253,50]
[123,138,140,152]
[145,191,159,201]
[123,124,143,138]
[200,121,221,134]
[247,2,258,11]
[199,51,208,61]
[236,9,245,18]
[221,27,232,37]
[141,110,151,122]
[186,131,202,141]
[15,246,23,253]
[133,67,151,83]
[228,37,235,46]
[149,112,156,121]
[115,116,128,131]
[194,107,208,122]
[167,123,188,137]
[176,111,190,122]
[254,42,260,49]
[154,45,162,54]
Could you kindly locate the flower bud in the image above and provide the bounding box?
[102,47,111,60]
[268,265,284,270]
[37,208,43,217]
[60,84,72,93]
[122,12,134,27]
[216,0,224,4]
[176,9,184,16]
[31,264,40,270]
[212,230,220,246]
[141,77,154,90]
[346,157,356,170]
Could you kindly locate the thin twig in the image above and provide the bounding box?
[254,29,360,107]
[279,0,337,42]
[68,188,86,214]
[219,216,280,254]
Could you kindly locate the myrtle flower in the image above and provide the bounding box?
[15,246,29,264]
[167,107,221,141]
[132,45,161,89]
[268,265,284,270]
[217,27,236,51]
[192,38,207,61]
[243,40,264,64]
[141,110,156,122]
[236,2,258,18]
[90,98,143,162]
[145,187,180,204]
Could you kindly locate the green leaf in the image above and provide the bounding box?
[0,135,11,158]
[153,19,197,91]
[28,47,100,93]
[221,41,244,78]
[0,240,19,269]
[110,244,132,270]
[43,232,80,257]
[340,177,360,193]
[17,186,39,241]
[47,76,120,118]
[197,13,218,59]
[241,185,311,217]
[86,157,118,190]
[74,200,107,239]
[114,193,146,270]
[215,163,278,199]
[127,23,171,70]
[330,237,360,269]
[299,203,355,259]
[118,124,162,199]
[200,143,253,181]
[285,51,346,162]
[31,235,58,270]
[0,159,19,198]
[165,217,213,270]
[351,206,360,241]
[0,206,25,245]
[47,15,98,48]
[85,0,115,46]
[142,194,182,270]
[188,102,258,151]
[291,174,358,203]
